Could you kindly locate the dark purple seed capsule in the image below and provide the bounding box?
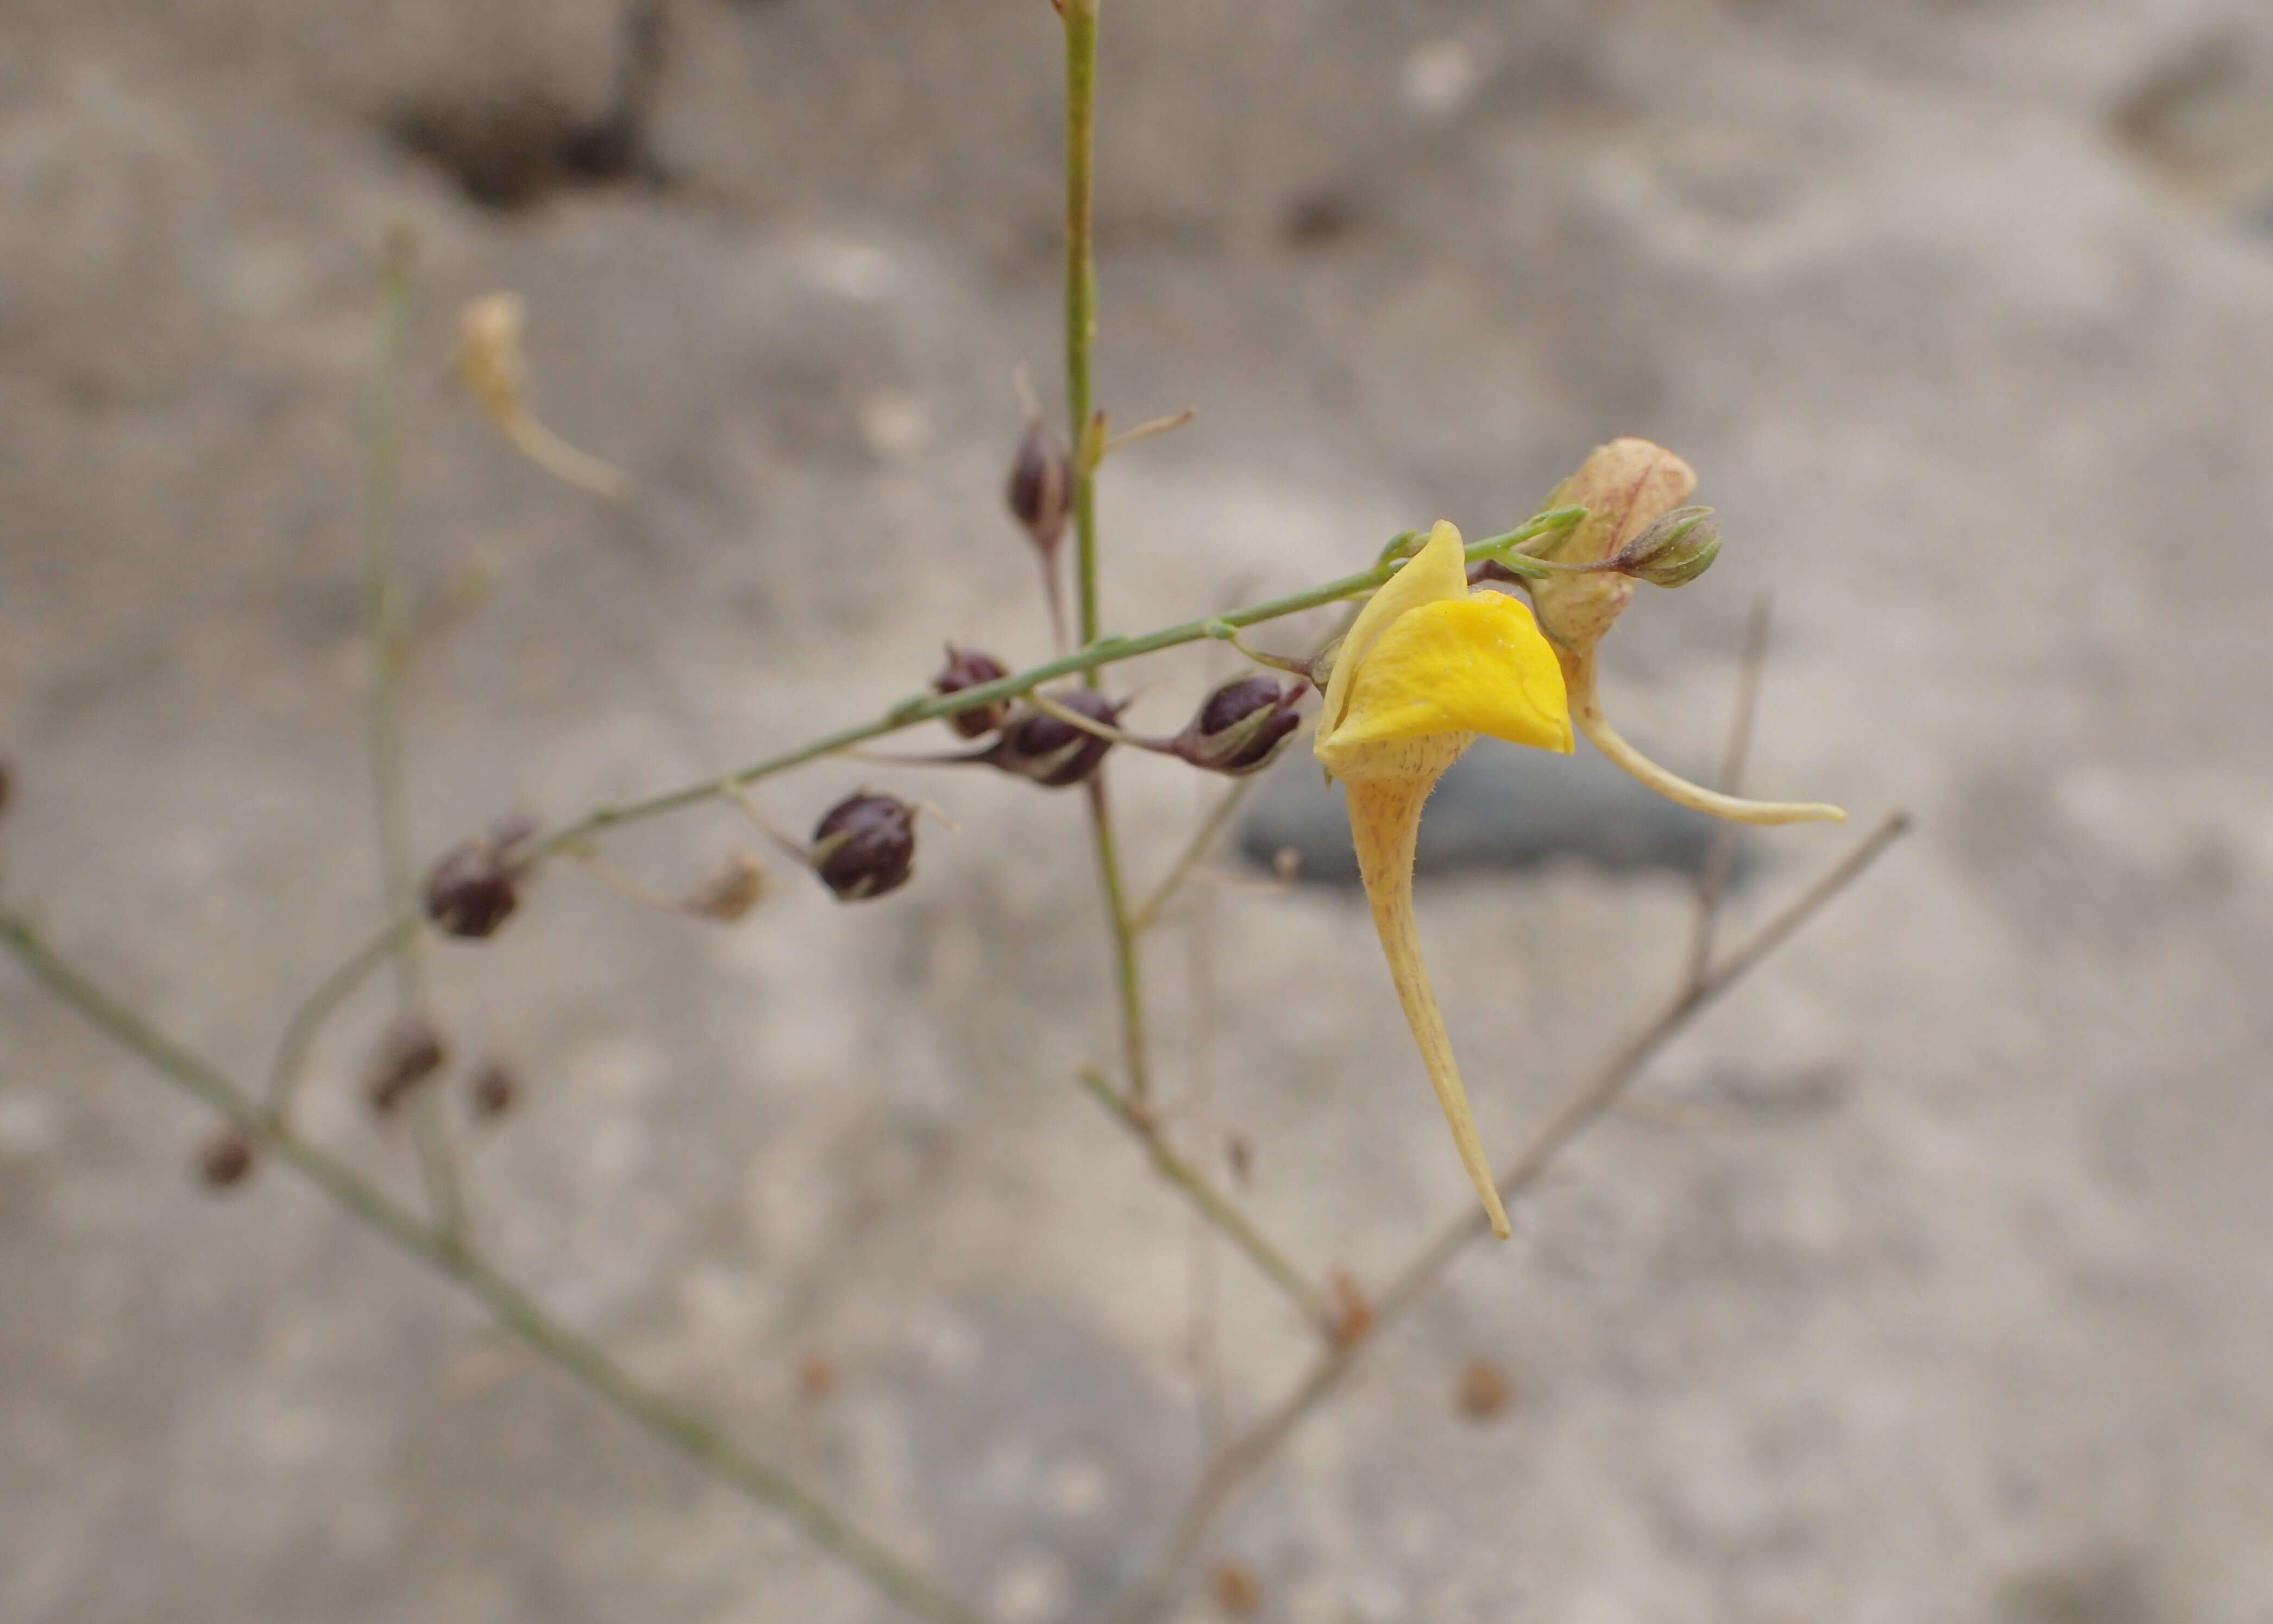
[197,1130,256,1191]
[1170,675,1305,776]
[1006,419,1071,556]
[423,839,522,939]
[811,792,918,901]
[987,688,1122,788]
[932,644,1012,738]
[366,1015,450,1117]
[468,1061,520,1121]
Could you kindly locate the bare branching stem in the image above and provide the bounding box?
[266,912,420,1124]
[0,911,985,1624]
[0,0,1885,1615]
[1104,812,1910,1621]
[1129,778,1258,935]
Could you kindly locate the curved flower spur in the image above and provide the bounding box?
[1316,440,1843,1238]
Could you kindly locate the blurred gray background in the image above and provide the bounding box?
[4,1,2271,1620]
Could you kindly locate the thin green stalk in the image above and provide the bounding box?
[0,911,985,1624]
[1056,0,1152,1103]
[531,511,1576,859]
[1128,777,1256,935]
[1063,0,1100,655]
[361,223,462,1242]
[364,226,421,1009]
[1083,777,1152,1100]
[267,912,420,1124]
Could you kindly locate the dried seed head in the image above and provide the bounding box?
[197,1130,256,1191]
[1609,505,1721,588]
[1455,1356,1516,1421]
[366,1014,450,1117]
[1328,1268,1374,1346]
[454,293,630,498]
[932,644,1013,738]
[1170,675,1305,776]
[680,850,768,922]
[468,1060,519,1121]
[798,1352,838,1403]
[457,293,530,431]
[1210,1560,1264,1619]
[0,756,13,820]
[811,791,918,901]
[986,688,1123,788]
[422,816,539,940]
[1006,418,1072,557]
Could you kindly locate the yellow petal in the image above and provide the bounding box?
[1317,593,1572,773]
[1318,520,1471,739]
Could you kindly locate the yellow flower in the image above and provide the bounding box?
[1316,442,1846,1242]
[1314,519,1571,1239]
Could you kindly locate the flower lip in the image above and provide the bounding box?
[1314,521,1572,780]
[1318,520,1474,744]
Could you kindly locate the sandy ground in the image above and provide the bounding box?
[3,2,2271,1621]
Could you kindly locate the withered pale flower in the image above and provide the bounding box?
[456,293,630,501]
[1315,519,1571,1238]
[1318,447,1845,1239]
[1528,438,1844,827]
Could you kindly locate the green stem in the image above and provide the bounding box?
[532,512,1578,863]
[1083,776,1151,1100]
[266,912,420,1124]
[0,912,986,1624]
[1127,777,1256,936]
[360,222,463,1244]
[364,226,422,1011]
[1063,0,1100,656]
[1057,0,1152,1103]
